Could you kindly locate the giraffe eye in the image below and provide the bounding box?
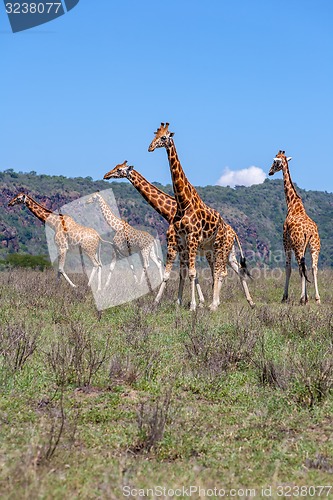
[161,135,166,140]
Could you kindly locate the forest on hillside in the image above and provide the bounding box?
[0,169,332,268]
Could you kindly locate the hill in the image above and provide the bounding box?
[0,169,332,267]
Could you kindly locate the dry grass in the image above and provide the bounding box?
[0,267,333,498]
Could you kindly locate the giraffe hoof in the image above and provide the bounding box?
[249,301,256,309]
[315,298,321,305]
[198,302,204,309]
[208,303,219,311]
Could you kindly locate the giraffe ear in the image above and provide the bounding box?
[128,165,134,171]
[170,132,174,137]
[287,157,292,162]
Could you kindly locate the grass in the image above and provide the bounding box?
[0,267,333,499]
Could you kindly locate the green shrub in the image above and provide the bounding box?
[4,253,51,270]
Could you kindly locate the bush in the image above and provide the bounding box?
[4,253,51,270]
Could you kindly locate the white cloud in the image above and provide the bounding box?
[216,166,266,188]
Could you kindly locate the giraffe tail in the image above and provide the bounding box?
[234,233,253,279]
[300,235,311,283]
[300,257,311,283]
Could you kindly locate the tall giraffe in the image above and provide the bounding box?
[269,151,321,304]
[86,192,163,287]
[148,122,231,311]
[8,192,109,290]
[104,161,255,307]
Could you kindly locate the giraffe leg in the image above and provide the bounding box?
[195,276,205,305]
[88,265,102,291]
[187,236,200,312]
[139,249,150,285]
[79,246,86,275]
[205,250,214,283]
[155,228,178,304]
[125,250,139,284]
[192,251,214,307]
[88,266,97,287]
[209,270,225,311]
[88,253,102,291]
[228,246,255,308]
[282,248,292,303]
[139,251,153,292]
[208,233,228,311]
[58,248,76,288]
[130,263,139,284]
[311,251,320,304]
[149,243,164,281]
[177,247,188,307]
[105,250,117,288]
[97,265,102,291]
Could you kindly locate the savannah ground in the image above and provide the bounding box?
[0,266,333,499]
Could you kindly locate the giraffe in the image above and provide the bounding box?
[7,192,111,290]
[268,151,321,304]
[104,161,255,307]
[148,122,233,311]
[86,192,163,288]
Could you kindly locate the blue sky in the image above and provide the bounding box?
[1,0,333,192]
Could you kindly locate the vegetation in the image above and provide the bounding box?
[0,268,333,498]
[0,253,51,270]
[1,169,332,267]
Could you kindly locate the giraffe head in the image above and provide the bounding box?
[86,192,103,204]
[104,161,134,180]
[148,122,174,152]
[8,192,27,207]
[269,150,292,176]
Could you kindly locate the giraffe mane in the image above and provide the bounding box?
[154,122,174,138]
[18,193,53,214]
[278,152,302,201]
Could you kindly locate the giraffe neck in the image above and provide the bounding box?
[128,170,176,222]
[165,140,200,212]
[24,195,57,227]
[282,162,305,214]
[95,195,123,231]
